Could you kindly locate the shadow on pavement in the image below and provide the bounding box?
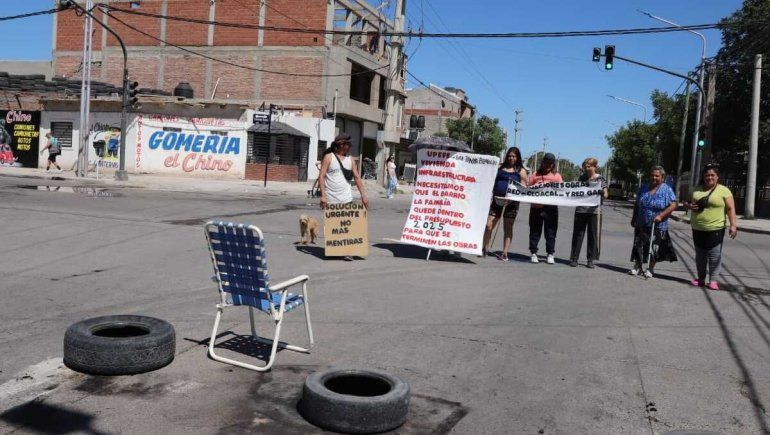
[185,331,282,364]
[701,288,770,433]
[1,401,107,435]
[372,243,476,264]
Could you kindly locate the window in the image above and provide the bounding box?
[349,62,374,105]
[378,76,387,110]
[317,140,327,163]
[50,122,73,148]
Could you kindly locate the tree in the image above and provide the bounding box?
[606,120,659,185]
[711,0,770,186]
[443,115,506,156]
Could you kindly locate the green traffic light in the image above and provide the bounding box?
[698,139,705,147]
[605,63,613,70]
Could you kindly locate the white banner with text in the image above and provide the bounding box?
[503,181,603,207]
[400,149,498,256]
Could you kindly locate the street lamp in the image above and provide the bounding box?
[59,0,131,181]
[607,95,648,122]
[638,10,706,195]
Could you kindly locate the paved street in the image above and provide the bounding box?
[1,175,770,434]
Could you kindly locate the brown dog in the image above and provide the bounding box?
[299,214,319,244]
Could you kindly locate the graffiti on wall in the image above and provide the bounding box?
[89,122,121,169]
[0,110,41,168]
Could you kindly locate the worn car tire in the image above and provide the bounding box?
[63,315,175,376]
[298,369,410,434]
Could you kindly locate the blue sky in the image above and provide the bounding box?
[1,0,742,165]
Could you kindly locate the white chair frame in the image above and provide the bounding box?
[205,222,314,372]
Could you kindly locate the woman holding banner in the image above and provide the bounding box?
[629,166,678,278]
[570,157,608,268]
[319,133,369,209]
[528,153,563,264]
[483,147,527,260]
[687,164,738,290]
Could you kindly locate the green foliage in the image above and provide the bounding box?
[444,115,506,156]
[606,120,659,184]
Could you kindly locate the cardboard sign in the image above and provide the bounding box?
[400,149,498,256]
[324,202,368,257]
[503,180,603,207]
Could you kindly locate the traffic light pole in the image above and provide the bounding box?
[60,1,130,180]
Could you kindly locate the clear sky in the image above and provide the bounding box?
[1,0,743,165]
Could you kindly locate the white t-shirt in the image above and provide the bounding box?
[325,154,353,204]
[387,161,397,181]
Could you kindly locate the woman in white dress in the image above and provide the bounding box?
[319,133,369,209]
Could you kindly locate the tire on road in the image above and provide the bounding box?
[298,368,410,434]
[63,315,175,376]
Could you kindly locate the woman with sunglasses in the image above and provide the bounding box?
[687,164,738,290]
[319,133,369,209]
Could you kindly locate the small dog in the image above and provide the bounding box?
[299,214,319,245]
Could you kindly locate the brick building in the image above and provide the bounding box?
[52,0,406,180]
[403,85,475,139]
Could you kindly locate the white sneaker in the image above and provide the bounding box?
[643,270,654,279]
[546,254,555,264]
[629,268,640,276]
[530,254,539,264]
[57,168,63,173]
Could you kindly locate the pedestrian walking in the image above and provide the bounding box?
[40,132,63,172]
[687,164,738,290]
[482,147,527,261]
[319,133,369,209]
[570,157,608,268]
[386,155,398,199]
[528,153,563,264]
[629,166,678,278]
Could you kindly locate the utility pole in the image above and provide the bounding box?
[76,0,94,177]
[513,109,522,148]
[381,0,405,186]
[675,78,692,201]
[695,62,717,176]
[746,54,762,219]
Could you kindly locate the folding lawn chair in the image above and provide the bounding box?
[204,221,314,371]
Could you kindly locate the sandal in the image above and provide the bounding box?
[497,253,509,262]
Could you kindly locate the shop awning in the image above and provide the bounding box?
[247,121,309,137]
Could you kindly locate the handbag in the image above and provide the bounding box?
[334,153,354,182]
[695,186,717,210]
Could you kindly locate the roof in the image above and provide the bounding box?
[247,121,309,138]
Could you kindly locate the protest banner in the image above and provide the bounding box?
[400,149,498,256]
[503,181,603,207]
[324,202,368,257]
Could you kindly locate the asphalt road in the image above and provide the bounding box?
[1,175,769,434]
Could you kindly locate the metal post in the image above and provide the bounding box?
[607,95,647,121]
[77,0,94,177]
[381,0,405,186]
[675,78,692,201]
[746,54,762,219]
[263,104,273,187]
[64,2,131,181]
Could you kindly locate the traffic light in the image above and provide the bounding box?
[604,45,615,70]
[592,47,601,62]
[128,81,139,106]
[697,124,708,148]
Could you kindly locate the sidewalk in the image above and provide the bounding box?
[670,210,770,235]
[0,166,414,198]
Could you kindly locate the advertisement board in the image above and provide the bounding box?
[0,110,41,168]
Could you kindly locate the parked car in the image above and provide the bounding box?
[608,182,625,200]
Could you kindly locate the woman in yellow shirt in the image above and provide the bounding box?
[688,164,738,290]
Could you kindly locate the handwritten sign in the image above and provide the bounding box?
[400,149,498,256]
[504,181,603,207]
[324,202,368,257]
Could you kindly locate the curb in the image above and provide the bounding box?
[670,213,770,236]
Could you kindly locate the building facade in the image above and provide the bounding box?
[51,0,406,179]
[403,85,475,138]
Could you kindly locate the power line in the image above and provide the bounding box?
[0,8,59,21]
[103,9,389,78]
[100,5,749,39]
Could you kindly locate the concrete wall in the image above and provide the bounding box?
[0,61,53,79]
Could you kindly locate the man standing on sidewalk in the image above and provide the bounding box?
[40,132,63,172]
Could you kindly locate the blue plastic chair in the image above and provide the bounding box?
[204,221,314,371]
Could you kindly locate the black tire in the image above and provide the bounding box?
[298,369,410,434]
[63,315,175,376]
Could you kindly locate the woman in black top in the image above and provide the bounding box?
[482,147,527,261]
